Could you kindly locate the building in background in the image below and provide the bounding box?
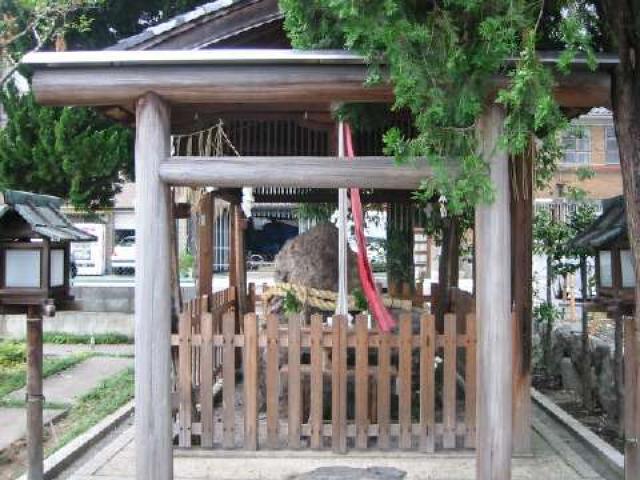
[538,107,622,203]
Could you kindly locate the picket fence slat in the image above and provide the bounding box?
[332,315,348,453]
[178,301,192,447]
[443,313,457,449]
[244,313,258,450]
[222,311,236,449]
[465,312,477,448]
[288,314,302,449]
[310,314,324,449]
[420,313,436,453]
[200,295,214,448]
[355,315,369,449]
[266,313,280,448]
[377,328,391,450]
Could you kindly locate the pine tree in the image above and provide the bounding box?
[0,83,133,209]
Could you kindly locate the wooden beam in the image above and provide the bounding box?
[31,64,393,107]
[475,104,513,480]
[159,156,436,189]
[134,92,173,480]
[30,63,611,109]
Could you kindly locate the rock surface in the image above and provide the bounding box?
[273,222,360,294]
[290,467,406,480]
[550,324,617,416]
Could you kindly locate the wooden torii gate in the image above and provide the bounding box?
[22,49,621,480]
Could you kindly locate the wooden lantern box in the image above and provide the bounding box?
[574,195,635,309]
[0,190,96,312]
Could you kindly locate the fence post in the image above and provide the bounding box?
[288,314,302,448]
[355,315,369,449]
[244,313,259,450]
[200,296,214,448]
[266,314,280,448]
[332,314,348,453]
[178,301,193,447]
[420,313,436,453]
[465,312,477,449]
[443,313,457,449]
[377,326,391,450]
[222,311,236,448]
[399,313,413,449]
[310,314,324,449]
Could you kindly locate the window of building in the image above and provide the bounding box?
[562,129,591,164]
[605,126,620,164]
[599,250,613,287]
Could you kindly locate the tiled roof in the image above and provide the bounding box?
[108,0,241,51]
[0,190,96,242]
[573,196,627,248]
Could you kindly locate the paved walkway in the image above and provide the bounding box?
[0,353,133,452]
[8,356,132,405]
[65,424,604,480]
[43,344,134,357]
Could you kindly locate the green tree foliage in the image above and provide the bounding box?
[64,0,206,49]
[533,200,597,279]
[279,1,596,214]
[1,1,205,209]
[0,83,133,209]
[1,0,100,84]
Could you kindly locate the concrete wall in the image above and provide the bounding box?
[0,311,134,338]
[69,285,196,313]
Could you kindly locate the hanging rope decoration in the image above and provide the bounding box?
[344,123,397,333]
[171,121,253,217]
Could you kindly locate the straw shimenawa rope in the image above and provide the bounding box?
[263,282,413,312]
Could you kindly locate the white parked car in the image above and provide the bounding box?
[111,236,136,275]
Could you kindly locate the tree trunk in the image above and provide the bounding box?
[599,1,640,474]
[580,255,593,411]
[546,256,553,305]
[386,203,415,297]
[435,216,460,326]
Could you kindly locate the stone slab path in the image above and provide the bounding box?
[8,356,133,405]
[0,352,133,457]
[43,344,134,357]
[65,424,603,480]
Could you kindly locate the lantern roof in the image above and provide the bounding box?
[573,196,627,249]
[0,190,97,243]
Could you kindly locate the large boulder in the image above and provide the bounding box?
[273,222,360,294]
[550,324,617,417]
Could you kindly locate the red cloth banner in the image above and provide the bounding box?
[344,123,396,332]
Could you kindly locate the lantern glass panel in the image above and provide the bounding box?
[621,249,636,288]
[599,250,613,287]
[5,249,41,288]
[51,249,65,287]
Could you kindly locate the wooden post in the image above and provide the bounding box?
[134,92,173,480]
[233,204,247,321]
[26,307,43,480]
[197,193,214,299]
[475,103,512,480]
[510,154,533,454]
[625,315,639,479]
[336,121,348,315]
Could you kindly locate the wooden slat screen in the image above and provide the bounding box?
[174,300,477,452]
